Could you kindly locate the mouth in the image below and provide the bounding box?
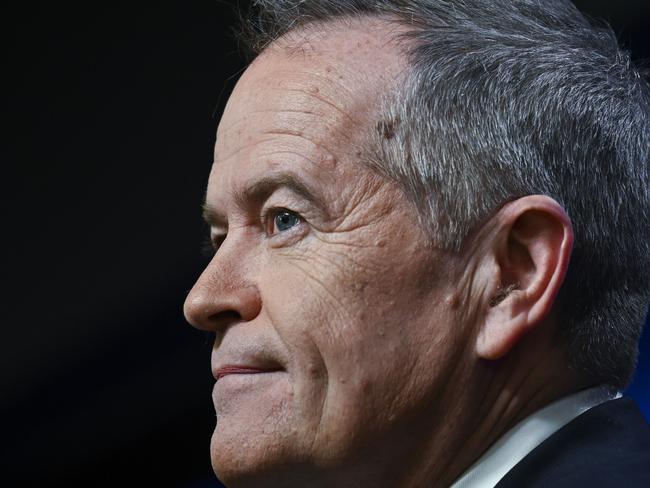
[213,365,284,381]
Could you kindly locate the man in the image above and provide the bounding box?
[184,1,650,486]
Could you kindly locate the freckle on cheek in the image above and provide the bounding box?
[352,281,368,292]
[307,365,320,379]
[322,154,337,170]
[445,293,460,308]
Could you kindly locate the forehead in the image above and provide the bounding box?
[210,19,407,196]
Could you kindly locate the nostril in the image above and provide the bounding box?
[210,310,242,331]
[206,311,242,347]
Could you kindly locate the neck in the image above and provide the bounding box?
[391,333,585,487]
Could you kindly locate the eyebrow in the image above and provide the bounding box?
[201,172,322,228]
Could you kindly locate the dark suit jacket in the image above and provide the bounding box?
[495,397,650,487]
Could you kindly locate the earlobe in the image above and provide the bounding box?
[475,196,573,360]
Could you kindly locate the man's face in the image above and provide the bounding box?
[184,22,471,486]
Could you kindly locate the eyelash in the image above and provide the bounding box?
[201,207,304,258]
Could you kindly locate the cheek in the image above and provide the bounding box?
[259,243,455,453]
[259,252,364,412]
[259,258,338,443]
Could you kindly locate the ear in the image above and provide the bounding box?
[475,195,574,360]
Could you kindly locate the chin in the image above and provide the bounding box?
[210,422,380,488]
[210,422,308,487]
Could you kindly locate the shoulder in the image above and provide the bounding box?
[496,397,650,487]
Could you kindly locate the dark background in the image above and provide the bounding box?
[3,1,649,487]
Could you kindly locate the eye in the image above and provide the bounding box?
[272,209,302,233]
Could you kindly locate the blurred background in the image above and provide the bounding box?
[3,1,649,486]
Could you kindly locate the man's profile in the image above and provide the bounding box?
[184,1,650,486]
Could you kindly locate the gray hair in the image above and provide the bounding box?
[240,0,650,389]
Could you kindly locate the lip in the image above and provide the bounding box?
[213,365,284,381]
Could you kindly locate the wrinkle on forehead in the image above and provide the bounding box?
[217,16,409,145]
[215,71,364,167]
[210,18,410,218]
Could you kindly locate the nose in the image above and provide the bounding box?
[183,247,262,334]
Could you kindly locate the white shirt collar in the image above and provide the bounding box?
[449,386,620,488]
